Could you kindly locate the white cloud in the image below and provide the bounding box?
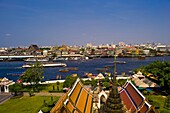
[5,33,11,37]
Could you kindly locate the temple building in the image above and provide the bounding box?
[119,80,154,113]
[0,77,14,93]
[51,77,156,113]
[51,78,93,113]
[51,55,156,113]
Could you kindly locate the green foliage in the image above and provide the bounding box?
[102,82,110,89]
[153,101,160,109]
[41,106,50,113]
[138,61,170,92]
[20,61,44,92]
[164,95,170,110]
[41,96,58,113]
[146,95,167,112]
[9,83,22,96]
[56,81,60,85]
[117,79,127,86]
[52,85,55,90]
[143,90,148,95]
[20,61,44,84]
[160,109,170,113]
[47,101,55,107]
[102,77,110,82]
[84,80,91,85]
[0,96,59,113]
[91,79,97,88]
[63,76,78,88]
[57,86,59,91]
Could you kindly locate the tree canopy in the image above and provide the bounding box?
[63,76,78,88]
[138,61,170,93]
[20,61,44,85]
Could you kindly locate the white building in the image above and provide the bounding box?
[0,77,15,93]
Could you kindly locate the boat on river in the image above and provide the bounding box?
[24,58,49,62]
[59,68,69,73]
[59,67,78,73]
[109,61,126,64]
[22,62,67,68]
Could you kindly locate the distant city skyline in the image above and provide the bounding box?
[0,0,170,47]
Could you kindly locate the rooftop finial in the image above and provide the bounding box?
[99,47,124,113]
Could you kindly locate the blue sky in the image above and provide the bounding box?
[0,0,170,47]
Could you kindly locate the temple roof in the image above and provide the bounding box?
[0,77,13,85]
[51,78,93,113]
[94,73,105,80]
[51,78,156,113]
[119,80,153,113]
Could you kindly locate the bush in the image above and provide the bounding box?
[143,90,148,95]
[160,109,170,113]
[41,107,50,113]
[84,80,91,85]
[63,76,77,88]
[47,101,55,107]
[103,82,110,89]
[153,101,160,109]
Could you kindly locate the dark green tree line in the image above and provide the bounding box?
[139,61,170,93]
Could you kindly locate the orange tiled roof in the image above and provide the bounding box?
[51,78,93,113]
[50,93,68,113]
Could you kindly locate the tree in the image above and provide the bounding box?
[9,83,22,96]
[103,82,110,90]
[63,76,77,88]
[138,61,170,93]
[20,61,44,91]
[164,95,170,110]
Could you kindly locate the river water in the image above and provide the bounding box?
[0,56,169,81]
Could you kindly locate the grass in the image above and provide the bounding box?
[0,96,60,113]
[21,83,64,92]
[146,95,170,112]
[41,83,63,92]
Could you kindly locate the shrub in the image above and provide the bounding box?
[41,107,50,113]
[160,109,170,113]
[84,80,91,85]
[153,101,160,109]
[47,101,55,107]
[103,82,110,89]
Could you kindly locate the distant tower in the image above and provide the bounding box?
[99,54,124,113]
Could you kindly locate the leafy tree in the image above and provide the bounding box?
[102,77,110,83]
[91,79,97,88]
[103,82,110,89]
[63,76,77,88]
[84,80,91,85]
[20,61,44,91]
[9,83,22,96]
[138,61,170,93]
[164,95,170,110]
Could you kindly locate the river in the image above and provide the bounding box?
[0,56,169,81]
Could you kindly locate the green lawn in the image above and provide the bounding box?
[0,96,60,113]
[146,95,170,112]
[20,83,64,92]
[42,83,63,92]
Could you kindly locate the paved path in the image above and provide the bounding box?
[23,92,64,96]
[0,93,13,104]
[0,92,63,104]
